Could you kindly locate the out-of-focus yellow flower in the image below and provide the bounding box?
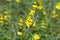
[33,34,40,40]
[25,21,31,28]
[27,16,33,22]
[52,10,58,18]
[29,10,35,15]
[16,0,20,2]
[37,5,42,10]
[41,22,45,25]
[56,2,60,9]
[4,11,8,14]
[25,16,33,28]
[43,11,46,15]
[4,15,7,19]
[0,16,3,23]
[52,15,56,18]
[19,18,23,23]
[32,5,37,8]
[33,2,37,4]
[52,10,56,14]
[41,26,47,29]
[17,31,22,35]
[41,20,45,25]
[18,19,23,26]
[52,14,58,18]
[18,23,23,26]
[33,22,36,27]
[4,15,10,19]
[41,20,47,29]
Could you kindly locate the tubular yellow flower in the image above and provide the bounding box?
[4,15,7,19]
[18,19,23,26]
[33,22,36,27]
[29,10,35,15]
[41,20,45,25]
[17,31,22,35]
[18,23,23,26]
[33,34,40,40]
[41,26,47,29]
[33,2,37,4]
[4,11,8,14]
[56,2,60,9]
[32,5,37,8]
[52,15,56,18]
[37,5,42,10]
[52,14,58,18]
[0,16,3,23]
[52,10,56,14]
[41,20,47,29]
[27,16,33,22]
[43,11,46,15]
[25,21,31,28]
[25,16,33,28]
[52,10,58,18]
[56,14,58,17]
[4,15,11,20]
[19,18,23,23]
[41,22,45,25]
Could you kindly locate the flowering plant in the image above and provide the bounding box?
[0,0,60,40]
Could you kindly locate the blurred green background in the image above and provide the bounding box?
[0,0,60,40]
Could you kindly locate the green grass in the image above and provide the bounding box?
[0,0,60,40]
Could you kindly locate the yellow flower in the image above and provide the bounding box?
[27,16,33,22]
[33,2,37,4]
[52,10,56,14]
[52,10,58,18]
[52,14,58,18]
[19,18,23,23]
[17,31,22,35]
[41,22,45,25]
[4,11,8,14]
[41,20,45,25]
[41,26,47,29]
[29,10,35,15]
[25,21,30,27]
[43,11,46,15]
[25,16,33,28]
[32,5,37,8]
[18,19,23,26]
[33,22,36,27]
[56,2,60,9]
[0,16,3,23]
[16,0,20,2]
[0,21,3,24]
[37,5,42,10]
[41,20,47,29]
[4,15,7,19]
[18,23,23,26]
[33,34,40,40]
[4,15,10,19]
[52,15,56,18]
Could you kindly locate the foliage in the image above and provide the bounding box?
[0,0,60,40]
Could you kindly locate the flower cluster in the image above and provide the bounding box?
[0,0,60,40]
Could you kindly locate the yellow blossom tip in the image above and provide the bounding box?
[17,32,22,35]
